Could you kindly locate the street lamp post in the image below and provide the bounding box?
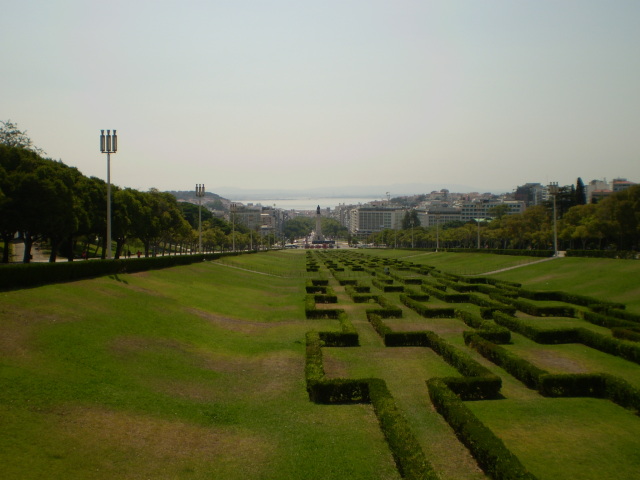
[196,184,205,253]
[435,215,440,252]
[230,203,237,252]
[548,182,559,256]
[411,218,415,249]
[100,129,117,259]
[475,218,482,249]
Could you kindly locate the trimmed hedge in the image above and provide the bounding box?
[305,295,343,319]
[0,252,247,290]
[304,334,438,479]
[372,277,405,292]
[464,333,546,389]
[400,294,456,319]
[579,310,638,329]
[577,327,640,365]
[612,327,640,342]
[492,312,580,344]
[591,306,640,323]
[420,284,470,303]
[366,295,403,318]
[455,310,511,344]
[492,294,576,318]
[427,378,538,480]
[439,247,553,258]
[518,289,624,309]
[565,249,638,259]
[465,333,640,412]
[368,379,439,480]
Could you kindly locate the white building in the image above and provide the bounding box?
[348,207,404,237]
[460,200,525,222]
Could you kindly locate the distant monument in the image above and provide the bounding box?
[314,205,324,242]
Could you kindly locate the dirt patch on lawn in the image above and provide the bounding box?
[50,405,273,477]
[519,348,589,374]
[187,308,279,334]
[110,336,302,403]
[0,306,82,359]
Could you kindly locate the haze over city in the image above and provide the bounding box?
[2,1,639,195]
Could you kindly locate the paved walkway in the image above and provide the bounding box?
[470,254,562,276]
[9,239,52,263]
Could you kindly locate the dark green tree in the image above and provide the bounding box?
[401,209,420,229]
[283,217,313,243]
[0,120,46,155]
[576,177,587,205]
[321,218,348,239]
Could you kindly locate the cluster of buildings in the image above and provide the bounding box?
[226,203,287,237]
[330,177,636,238]
[201,178,636,240]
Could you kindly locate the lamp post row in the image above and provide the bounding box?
[98,134,559,258]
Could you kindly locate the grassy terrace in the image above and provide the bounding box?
[1,249,640,479]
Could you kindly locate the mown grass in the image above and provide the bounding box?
[3,249,640,479]
[466,397,640,480]
[364,249,547,275]
[0,253,399,479]
[490,257,640,312]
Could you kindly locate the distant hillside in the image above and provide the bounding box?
[167,190,228,211]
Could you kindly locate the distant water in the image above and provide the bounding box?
[233,196,380,211]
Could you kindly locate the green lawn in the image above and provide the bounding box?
[490,257,640,313]
[2,250,640,479]
[0,253,397,479]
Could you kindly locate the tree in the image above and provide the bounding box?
[178,201,214,229]
[321,218,348,239]
[576,177,587,206]
[283,217,313,243]
[401,210,420,230]
[488,204,510,220]
[0,120,46,156]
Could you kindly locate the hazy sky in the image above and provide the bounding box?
[2,1,639,195]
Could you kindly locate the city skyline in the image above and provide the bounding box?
[2,1,639,194]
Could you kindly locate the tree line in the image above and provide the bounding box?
[0,121,284,263]
[368,184,640,252]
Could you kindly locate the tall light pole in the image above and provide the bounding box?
[435,214,440,252]
[474,218,484,249]
[196,184,205,253]
[230,202,237,252]
[100,129,117,259]
[411,218,415,248]
[548,182,559,256]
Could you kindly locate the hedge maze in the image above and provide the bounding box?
[303,250,640,480]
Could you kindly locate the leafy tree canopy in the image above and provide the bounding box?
[0,120,46,156]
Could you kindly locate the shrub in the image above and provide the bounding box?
[456,310,511,344]
[612,328,640,342]
[368,379,439,480]
[0,252,243,290]
[400,294,456,318]
[591,306,640,323]
[492,312,580,344]
[427,379,538,480]
[464,333,547,389]
[580,310,638,329]
[577,328,640,365]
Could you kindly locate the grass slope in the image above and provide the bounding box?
[0,252,398,480]
[2,250,640,479]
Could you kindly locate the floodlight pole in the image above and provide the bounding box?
[196,184,205,253]
[100,129,117,259]
[231,203,237,252]
[548,182,559,256]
